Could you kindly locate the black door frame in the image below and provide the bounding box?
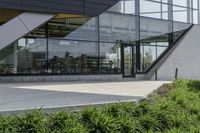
[121,43,136,78]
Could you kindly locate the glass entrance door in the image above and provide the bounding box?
[122,45,135,77]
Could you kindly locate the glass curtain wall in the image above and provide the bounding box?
[0,9,23,74]
[0,0,199,75]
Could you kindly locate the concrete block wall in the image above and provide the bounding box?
[149,25,200,80]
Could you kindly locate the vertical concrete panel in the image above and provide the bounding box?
[155,25,200,80]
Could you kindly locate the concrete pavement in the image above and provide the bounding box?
[0,81,171,114]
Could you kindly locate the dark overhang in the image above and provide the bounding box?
[0,0,120,16]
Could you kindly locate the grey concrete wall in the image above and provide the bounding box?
[148,25,200,80]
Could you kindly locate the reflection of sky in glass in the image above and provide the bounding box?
[173,0,187,6]
[109,0,198,23]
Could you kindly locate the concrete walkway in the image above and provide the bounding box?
[0,81,170,114]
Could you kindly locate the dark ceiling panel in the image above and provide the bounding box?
[0,0,120,16]
[21,0,84,14]
[0,0,21,9]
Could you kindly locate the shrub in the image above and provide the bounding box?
[138,114,161,131]
[13,111,46,133]
[80,107,117,133]
[188,123,200,132]
[0,116,16,133]
[187,80,200,90]
[116,114,143,133]
[165,127,183,133]
[187,102,200,115]
[47,111,87,133]
[151,102,176,131]
[133,102,152,117]
[103,103,136,117]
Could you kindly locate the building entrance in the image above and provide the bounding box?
[121,44,136,78]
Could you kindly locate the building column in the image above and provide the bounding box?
[45,24,49,73]
[95,16,100,73]
[135,0,141,72]
[13,41,18,74]
[191,0,194,23]
[187,0,191,23]
[198,0,200,24]
[161,0,163,19]
[197,0,200,24]
[168,0,173,46]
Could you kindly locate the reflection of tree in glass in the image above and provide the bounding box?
[124,49,132,75]
[63,51,72,73]
[79,54,87,73]
[143,48,153,70]
[18,48,32,73]
[109,44,120,72]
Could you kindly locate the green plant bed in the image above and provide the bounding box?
[1,79,200,133]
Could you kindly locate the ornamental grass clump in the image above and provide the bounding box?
[115,114,142,133]
[13,111,46,133]
[47,111,86,133]
[103,103,136,117]
[187,80,200,90]
[80,107,118,133]
[0,115,16,133]
[103,103,143,133]
[132,102,152,117]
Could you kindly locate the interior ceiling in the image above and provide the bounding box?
[54,13,86,19]
[27,13,90,38]
[0,9,90,38]
[0,9,22,23]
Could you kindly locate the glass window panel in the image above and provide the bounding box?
[162,0,168,3]
[157,42,169,46]
[193,0,198,9]
[142,45,156,70]
[173,21,192,42]
[124,0,135,14]
[0,44,15,74]
[108,1,124,13]
[153,0,161,2]
[1,38,48,75]
[193,10,198,24]
[100,43,121,74]
[140,0,161,19]
[17,38,47,74]
[48,39,99,74]
[28,16,91,40]
[162,4,168,20]
[173,0,187,7]
[140,17,170,41]
[162,4,168,12]
[173,21,192,32]
[65,17,98,41]
[173,6,188,22]
[162,12,168,20]
[99,12,136,43]
[157,46,167,58]
[48,17,90,38]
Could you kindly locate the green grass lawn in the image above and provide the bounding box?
[1,79,200,133]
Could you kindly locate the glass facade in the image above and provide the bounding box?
[0,0,199,75]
